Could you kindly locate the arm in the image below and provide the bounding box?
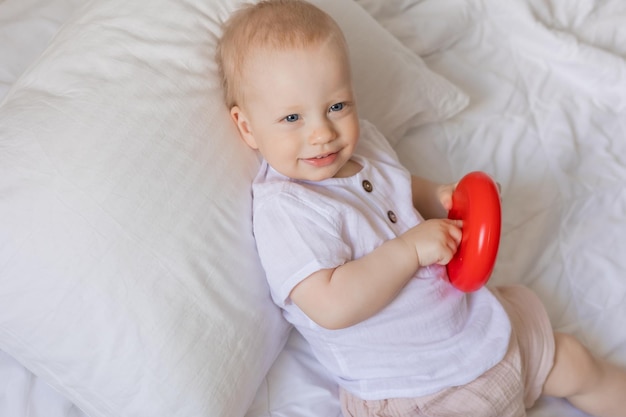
[290,218,462,330]
[412,174,502,219]
[410,175,455,220]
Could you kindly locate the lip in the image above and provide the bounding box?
[302,152,339,167]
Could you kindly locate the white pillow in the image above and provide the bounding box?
[320,0,468,143]
[0,0,466,416]
[354,0,474,56]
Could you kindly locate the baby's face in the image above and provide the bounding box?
[231,40,360,182]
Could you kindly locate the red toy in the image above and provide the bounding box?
[446,171,501,292]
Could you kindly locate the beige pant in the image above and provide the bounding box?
[340,285,555,417]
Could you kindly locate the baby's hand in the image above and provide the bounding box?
[436,182,457,212]
[400,218,463,267]
[438,176,502,213]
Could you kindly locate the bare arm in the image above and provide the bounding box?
[410,175,455,220]
[290,218,462,330]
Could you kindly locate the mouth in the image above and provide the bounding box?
[302,151,339,167]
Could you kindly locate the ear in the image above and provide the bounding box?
[230,106,258,150]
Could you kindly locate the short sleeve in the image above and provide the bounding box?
[252,191,352,308]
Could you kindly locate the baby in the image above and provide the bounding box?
[216,1,626,416]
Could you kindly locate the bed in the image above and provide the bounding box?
[1,0,625,416]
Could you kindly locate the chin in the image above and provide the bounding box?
[302,169,335,182]
[303,173,332,182]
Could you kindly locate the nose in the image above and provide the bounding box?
[308,119,337,145]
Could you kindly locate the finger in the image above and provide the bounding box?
[441,195,453,211]
[446,242,457,257]
[450,234,461,251]
[450,224,463,244]
[439,183,457,210]
[437,250,454,266]
[440,236,457,255]
[444,218,463,228]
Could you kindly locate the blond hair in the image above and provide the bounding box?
[216,0,349,109]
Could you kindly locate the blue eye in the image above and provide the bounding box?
[284,114,299,122]
[329,103,344,112]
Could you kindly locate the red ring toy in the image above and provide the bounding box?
[446,171,501,292]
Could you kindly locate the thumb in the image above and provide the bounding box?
[439,182,457,211]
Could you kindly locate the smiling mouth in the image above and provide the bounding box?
[303,152,339,167]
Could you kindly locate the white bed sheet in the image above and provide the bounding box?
[1,1,92,415]
[2,0,625,416]
[0,0,88,102]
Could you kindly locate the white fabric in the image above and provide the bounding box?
[3,0,626,416]
[1,0,290,415]
[332,2,469,144]
[247,0,626,416]
[0,0,90,101]
[0,0,468,416]
[352,0,474,56]
[252,120,511,400]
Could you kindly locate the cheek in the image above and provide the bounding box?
[261,134,300,163]
[344,117,360,145]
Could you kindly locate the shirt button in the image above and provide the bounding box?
[362,180,373,193]
[387,210,397,223]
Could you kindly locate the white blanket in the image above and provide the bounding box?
[2,0,625,416]
[388,1,626,415]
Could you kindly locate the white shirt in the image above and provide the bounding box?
[252,119,511,400]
